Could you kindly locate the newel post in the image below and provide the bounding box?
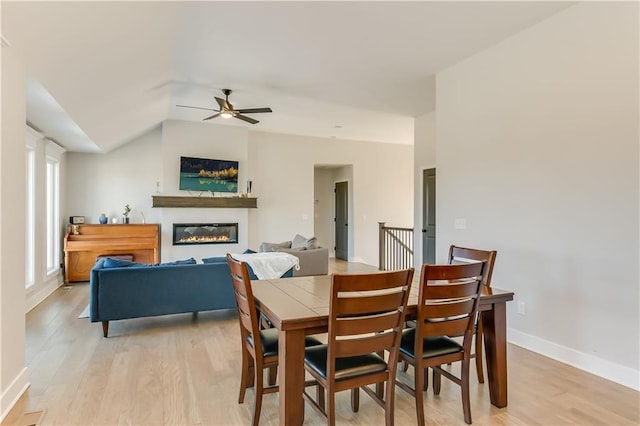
[378,222,386,270]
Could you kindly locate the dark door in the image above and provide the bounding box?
[422,168,436,264]
[335,181,348,260]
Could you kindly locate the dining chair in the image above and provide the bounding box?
[448,245,497,383]
[226,254,322,426]
[396,262,486,425]
[303,268,414,426]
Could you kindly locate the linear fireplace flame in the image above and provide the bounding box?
[173,223,238,246]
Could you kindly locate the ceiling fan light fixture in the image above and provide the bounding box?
[176,89,271,124]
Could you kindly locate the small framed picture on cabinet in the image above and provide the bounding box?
[69,216,85,224]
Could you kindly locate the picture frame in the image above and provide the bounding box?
[70,216,85,224]
[179,156,239,193]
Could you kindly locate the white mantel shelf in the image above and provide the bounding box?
[152,195,257,208]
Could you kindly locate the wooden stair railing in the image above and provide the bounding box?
[378,222,414,271]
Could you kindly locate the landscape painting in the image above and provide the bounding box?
[179,156,239,193]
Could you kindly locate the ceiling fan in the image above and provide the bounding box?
[176,89,272,124]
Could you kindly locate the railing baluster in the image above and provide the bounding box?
[378,223,414,271]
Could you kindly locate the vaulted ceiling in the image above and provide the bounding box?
[2,1,574,153]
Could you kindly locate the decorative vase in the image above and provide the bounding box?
[99,213,108,224]
[123,217,130,224]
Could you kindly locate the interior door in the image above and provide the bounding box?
[422,168,436,264]
[334,181,348,261]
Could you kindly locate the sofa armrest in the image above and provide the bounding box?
[278,247,329,276]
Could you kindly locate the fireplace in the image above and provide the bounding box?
[173,223,238,245]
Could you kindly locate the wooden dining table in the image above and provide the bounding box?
[252,273,514,426]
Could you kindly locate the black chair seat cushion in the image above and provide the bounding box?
[399,328,463,359]
[304,344,388,381]
[248,328,322,357]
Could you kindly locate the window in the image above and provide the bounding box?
[25,146,35,287]
[46,156,60,274]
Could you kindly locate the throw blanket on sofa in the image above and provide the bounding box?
[232,252,300,279]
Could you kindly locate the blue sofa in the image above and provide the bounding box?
[90,256,283,337]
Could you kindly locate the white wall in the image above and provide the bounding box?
[159,120,250,260]
[424,2,639,388]
[66,126,163,226]
[248,131,413,266]
[67,122,413,266]
[67,121,250,262]
[0,47,28,421]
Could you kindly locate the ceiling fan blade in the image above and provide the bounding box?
[176,105,216,111]
[235,107,272,114]
[215,97,231,110]
[203,112,222,121]
[234,114,259,124]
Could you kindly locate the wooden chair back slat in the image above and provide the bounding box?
[448,245,497,287]
[422,316,472,338]
[233,288,255,332]
[334,311,402,336]
[331,271,413,292]
[424,280,482,299]
[334,291,406,316]
[423,299,476,318]
[420,263,482,281]
[334,332,396,358]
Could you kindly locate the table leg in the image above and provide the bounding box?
[481,302,508,408]
[279,328,306,426]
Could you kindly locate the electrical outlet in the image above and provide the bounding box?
[517,301,526,315]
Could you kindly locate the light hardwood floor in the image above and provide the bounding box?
[3,260,639,425]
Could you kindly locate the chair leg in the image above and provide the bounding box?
[238,350,250,403]
[247,360,255,388]
[351,387,360,412]
[252,365,264,426]
[327,389,336,426]
[414,363,426,426]
[385,377,396,426]
[316,384,325,410]
[461,358,472,424]
[475,323,485,384]
[268,365,277,386]
[423,367,429,391]
[433,368,441,395]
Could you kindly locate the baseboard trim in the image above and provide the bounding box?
[0,367,30,422]
[26,275,63,313]
[508,328,639,391]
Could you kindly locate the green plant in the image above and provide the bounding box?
[122,204,131,217]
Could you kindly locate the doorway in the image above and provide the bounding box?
[334,181,348,261]
[422,168,436,264]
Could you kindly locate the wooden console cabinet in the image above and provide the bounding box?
[64,224,160,283]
